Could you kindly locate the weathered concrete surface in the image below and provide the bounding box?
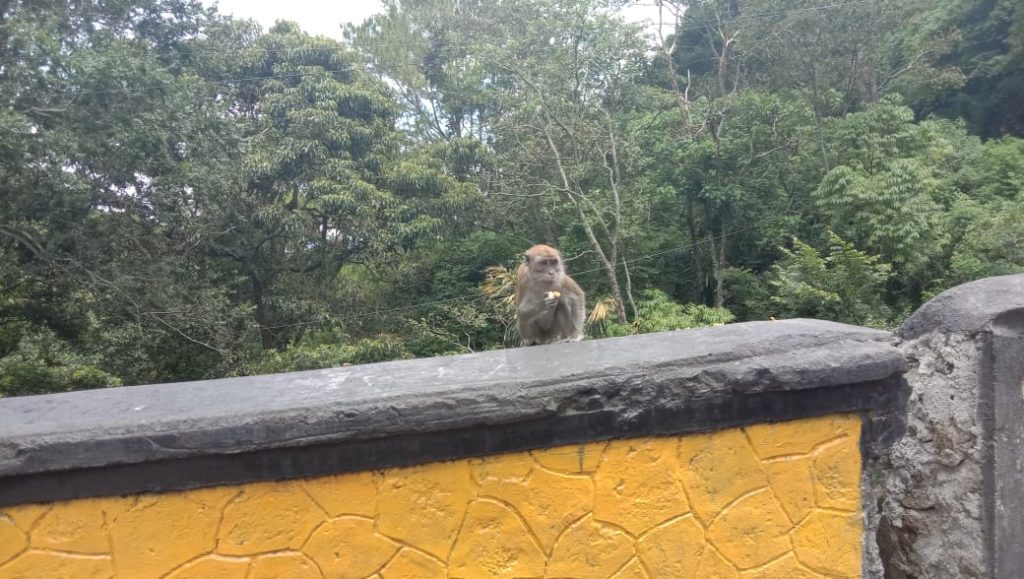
[880,274,1024,579]
[0,318,907,507]
[862,464,887,578]
[900,274,1024,340]
[879,333,986,578]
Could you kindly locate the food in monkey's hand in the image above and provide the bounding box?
[545,291,561,300]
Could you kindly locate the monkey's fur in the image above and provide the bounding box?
[514,244,585,346]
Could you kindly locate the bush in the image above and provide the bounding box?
[767,232,893,327]
[0,358,122,398]
[598,289,735,337]
[245,335,412,375]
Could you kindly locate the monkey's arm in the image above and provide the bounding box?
[517,291,558,347]
[516,295,554,320]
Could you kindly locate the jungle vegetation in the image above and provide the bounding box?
[2,0,1022,395]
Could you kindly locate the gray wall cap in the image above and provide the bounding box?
[0,319,907,505]
[901,274,1024,339]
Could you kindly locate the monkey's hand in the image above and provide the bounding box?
[543,290,561,307]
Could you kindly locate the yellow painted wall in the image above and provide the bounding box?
[0,414,863,578]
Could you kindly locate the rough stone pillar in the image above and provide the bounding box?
[879,274,1024,578]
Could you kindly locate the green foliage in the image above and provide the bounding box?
[721,268,774,321]
[957,136,1024,203]
[642,87,823,306]
[915,0,1024,137]
[601,290,735,337]
[2,0,1024,396]
[405,299,516,356]
[429,232,522,300]
[0,329,122,398]
[946,200,1024,284]
[814,98,964,290]
[245,334,412,375]
[0,359,122,398]
[766,233,893,328]
[195,22,484,350]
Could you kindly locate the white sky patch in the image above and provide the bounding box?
[201,0,667,40]
[203,0,379,38]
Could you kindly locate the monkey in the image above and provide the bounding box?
[514,244,585,346]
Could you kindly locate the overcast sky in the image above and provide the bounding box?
[202,0,666,40]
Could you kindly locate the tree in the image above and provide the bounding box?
[345,0,495,143]
[947,201,1024,285]
[350,0,647,323]
[596,288,734,337]
[641,87,823,307]
[916,0,1024,137]
[0,0,250,385]
[814,97,967,300]
[940,136,1024,287]
[195,22,481,350]
[650,0,755,307]
[767,233,893,327]
[487,0,654,322]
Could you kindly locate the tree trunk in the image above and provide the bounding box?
[811,61,832,172]
[575,207,627,324]
[622,258,640,321]
[703,198,727,309]
[539,115,628,323]
[716,230,726,308]
[706,232,725,309]
[527,196,557,245]
[252,276,279,351]
[684,193,706,301]
[606,264,628,324]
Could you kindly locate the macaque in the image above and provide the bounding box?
[514,244,585,346]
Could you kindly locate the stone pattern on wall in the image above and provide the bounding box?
[0,414,863,578]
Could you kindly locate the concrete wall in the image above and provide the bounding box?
[0,414,864,578]
[0,315,924,577]
[878,274,1024,579]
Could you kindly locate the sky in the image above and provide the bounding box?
[202,0,667,40]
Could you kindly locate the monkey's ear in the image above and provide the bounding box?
[522,253,530,264]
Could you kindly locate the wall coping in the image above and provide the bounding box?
[900,274,1024,339]
[0,318,908,506]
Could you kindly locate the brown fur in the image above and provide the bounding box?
[513,245,585,346]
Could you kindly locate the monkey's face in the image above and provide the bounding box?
[525,253,564,285]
